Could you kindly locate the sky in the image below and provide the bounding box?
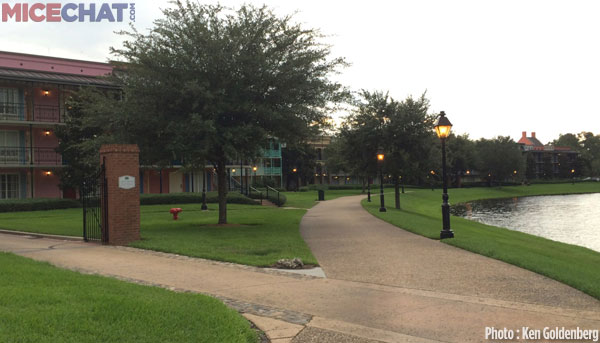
[2,0,599,143]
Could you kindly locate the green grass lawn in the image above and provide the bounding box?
[362,182,600,300]
[0,252,257,343]
[283,189,364,208]
[130,203,316,266]
[0,190,361,267]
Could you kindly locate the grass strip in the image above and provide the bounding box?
[0,252,257,343]
[0,190,363,267]
[362,182,600,299]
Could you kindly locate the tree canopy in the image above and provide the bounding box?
[475,136,524,185]
[332,90,434,195]
[68,1,348,223]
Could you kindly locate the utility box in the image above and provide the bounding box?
[318,190,325,201]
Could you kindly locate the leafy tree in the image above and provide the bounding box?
[552,132,600,177]
[475,136,525,185]
[335,90,434,207]
[324,136,352,180]
[557,153,573,178]
[282,142,317,190]
[383,93,434,207]
[55,88,118,191]
[579,132,600,176]
[553,133,580,150]
[446,133,477,187]
[79,2,347,224]
[337,91,387,192]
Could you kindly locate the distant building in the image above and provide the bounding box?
[517,131,578,178]
[305,135,356,185]
[0,50,115,199]
[0,50,281,198]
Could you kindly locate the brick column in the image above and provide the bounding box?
[100,144,140,245]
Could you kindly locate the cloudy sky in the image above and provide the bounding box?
[3,0,599,142]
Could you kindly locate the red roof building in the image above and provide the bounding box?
[518,131,578,178]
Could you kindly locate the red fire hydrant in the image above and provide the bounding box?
[170,208,182,220]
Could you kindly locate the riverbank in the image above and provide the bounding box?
[362,182,600,300]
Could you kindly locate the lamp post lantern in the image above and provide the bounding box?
[252,165,258,187]
[435,111,453,239]
[377,149,386,212]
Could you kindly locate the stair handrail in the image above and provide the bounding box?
[266,186,281,207]
[249,186,263,205]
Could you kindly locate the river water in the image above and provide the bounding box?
[452,193,600,252]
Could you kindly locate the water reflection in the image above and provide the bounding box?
[452,193,600,252]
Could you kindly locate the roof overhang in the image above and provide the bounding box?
[0,67,119,89]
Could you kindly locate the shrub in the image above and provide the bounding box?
[0,198,81,212]
[140,192,258,205]
[268,192,286,206]
[298,183,394,191]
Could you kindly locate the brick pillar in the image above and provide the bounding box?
[100,144,140,245]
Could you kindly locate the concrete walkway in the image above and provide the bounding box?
[1,195,599,342]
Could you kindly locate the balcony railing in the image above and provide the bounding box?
[262,149,282,158]
[0,146,62,165]
[0,102,62,123]
[261,166,281,175]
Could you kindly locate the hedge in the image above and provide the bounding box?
[0,198,81,213]
[298,184,393,191]
[140,191,258,206]
[0,192,261,213]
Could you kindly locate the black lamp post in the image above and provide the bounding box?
[231,168,236,192]
[201,169,208,211]
[435,111,453,239]
[367,177,371,202]
[377,149,386,212]
[240,161,244,194]
[252,166,257,187]
[292,168,299,191]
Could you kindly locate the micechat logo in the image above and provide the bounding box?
[1,2,136,22]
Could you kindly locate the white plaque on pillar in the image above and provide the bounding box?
[118,175,136,190]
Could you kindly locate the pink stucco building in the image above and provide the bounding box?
[0,50,282,199]
[0,50,113,199]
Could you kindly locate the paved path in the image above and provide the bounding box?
[1,195,599,342]
[300,195,599,309]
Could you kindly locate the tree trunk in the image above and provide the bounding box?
[217,159,228,224]
[159,169,163,193]
[394,176,400,209]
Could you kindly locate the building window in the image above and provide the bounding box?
[273,159,281,167]
[0,130,20,163]
[0,87,20,119]
[0,174,19,199]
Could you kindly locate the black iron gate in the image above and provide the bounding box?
[82,159,108,243]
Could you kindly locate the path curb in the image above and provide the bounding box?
[0,229,83,242]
